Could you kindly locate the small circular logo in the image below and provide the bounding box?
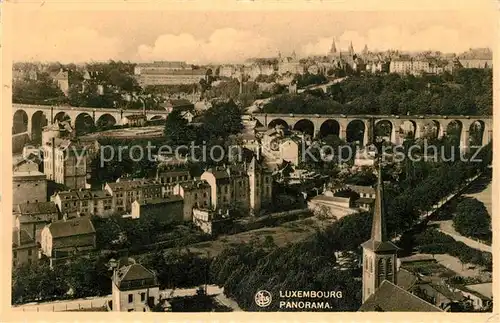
[254,290,272,307]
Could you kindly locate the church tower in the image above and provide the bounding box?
[361,159,399,303]
[362,44,369,56]
[247,156,262,216]
[348,41,355,56]
[329,38,337,56]
[247,156,272,216]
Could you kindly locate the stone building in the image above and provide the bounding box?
[104,179,162,213]
[43,138,88,189]
[173,180,211,221]
[13,170,47,206]
[156,169,192,196]
[51,189,114,218]
[14,201,59,243]
[200,157,273,215]
[40,217,96,259]
[130,195,183,224]
[12,229,38,267]
[122,115,147,127]
[192,208,233,235]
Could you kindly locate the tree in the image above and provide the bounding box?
[200,99,243,140]
[13,73,67,105]
[453,198,491,240]
[163,109,196,146]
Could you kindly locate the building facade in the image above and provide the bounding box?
[173,180,211,221]
[105,179,163,213]
[51,189,114,218]
[15,201,59,243]
[40,217,96,258]
[12,229,38,267]
[43,138,88,189]
[192,208,233,235]
[111,261,160,312]
[130,196,184,223]
[13,171,47,206]
[156,169,192,196]
[200,157,272,215]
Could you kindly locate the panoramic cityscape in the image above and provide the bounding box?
[10,9,493,313]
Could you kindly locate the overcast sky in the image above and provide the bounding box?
[10,5,496,64]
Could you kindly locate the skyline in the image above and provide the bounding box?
[11,10,495,64]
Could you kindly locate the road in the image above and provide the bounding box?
[11,285,240,312]
[428,174,492,253]
[432,220,491,253]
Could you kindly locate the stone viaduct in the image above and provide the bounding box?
[12,104,169,142]
[12,104,493,150]
[252,113,493,148]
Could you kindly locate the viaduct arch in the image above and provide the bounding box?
[255,113,492,149]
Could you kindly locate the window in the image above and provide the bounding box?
[377,259,385,284]
[28,259,32,265]
[28,249,32,256]
[141,293,146,302]
[13,251,17,259]
[128,294,133,303]
[386,258,393,281]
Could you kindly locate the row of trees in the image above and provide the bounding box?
[210,239,362,311]
[414,229,492,268]
[263,69,492,115]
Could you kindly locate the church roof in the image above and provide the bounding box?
[359,280,443,312]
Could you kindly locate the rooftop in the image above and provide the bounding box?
[136,195,184,206]
[12,229,36,248]
[17,201,58,216]
[107,179,162,191]
[47,217,96,238]
[114,263,159,290]
[180,180,211,191]
[359,280,443,312]
[13,170,45,178]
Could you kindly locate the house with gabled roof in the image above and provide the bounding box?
[110,259,161,312]
[40,217,96,259]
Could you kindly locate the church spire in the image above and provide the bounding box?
[371,159,387,242]
[363,44,369,55]
[329,37,337,55]
[349,41,355,55]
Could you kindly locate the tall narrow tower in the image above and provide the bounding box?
[329,38,337,56]
[348,41,355,56]
[361,158,399,303]
[247,156,261,216]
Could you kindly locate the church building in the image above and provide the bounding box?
[358,160,443,312]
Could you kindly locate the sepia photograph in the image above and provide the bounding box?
[4,0,496,316]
